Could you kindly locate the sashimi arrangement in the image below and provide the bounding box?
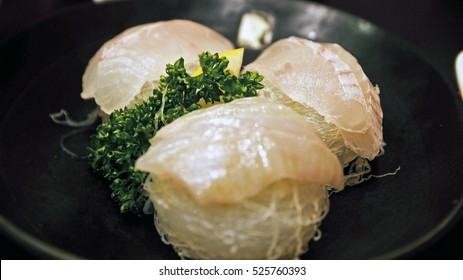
[71,19,385,259]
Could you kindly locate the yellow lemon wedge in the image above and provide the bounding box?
[192,48,244,77]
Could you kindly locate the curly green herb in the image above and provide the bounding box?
[87,52,264,215]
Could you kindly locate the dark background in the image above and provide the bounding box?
[0,0,462,259]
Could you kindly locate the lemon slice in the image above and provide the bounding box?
[192,48,244,77]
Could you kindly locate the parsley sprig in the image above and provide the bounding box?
[87,52,264,215]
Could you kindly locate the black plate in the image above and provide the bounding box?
[1,0,462,259]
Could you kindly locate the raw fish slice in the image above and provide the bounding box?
[323,43,383,159]
[81,19,233,114]
[136,97,344,205]
[244,37,383,160]
[135,97,344,259]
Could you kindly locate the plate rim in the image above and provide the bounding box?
[1,0,463,260]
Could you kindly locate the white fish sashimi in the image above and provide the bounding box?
[135,97,344,259]
[244,37,383,160]
[323,43,383,159]
[136,97,344,205]
[81,19,234,114]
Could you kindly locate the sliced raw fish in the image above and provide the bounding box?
[81,19,233,114]
[244,37,383,160]
[136,97,344,205]
[135,97,344,259]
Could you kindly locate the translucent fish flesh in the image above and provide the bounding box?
[135,97,344,259]
[81,19,234,114]
[136,97,344,205]
[244,37,383,161]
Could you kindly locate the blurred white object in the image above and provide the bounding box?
[456,50,463,99]
[237,11,274,50]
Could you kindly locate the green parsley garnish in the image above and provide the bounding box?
[87,52,264,215]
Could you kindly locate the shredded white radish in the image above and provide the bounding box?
[49,107,99,127]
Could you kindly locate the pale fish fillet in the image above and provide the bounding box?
[244,37,383,160]
[135,97,344,259]
[135,97,344,205]
[323,43,383,160]
[81,19,234,114]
